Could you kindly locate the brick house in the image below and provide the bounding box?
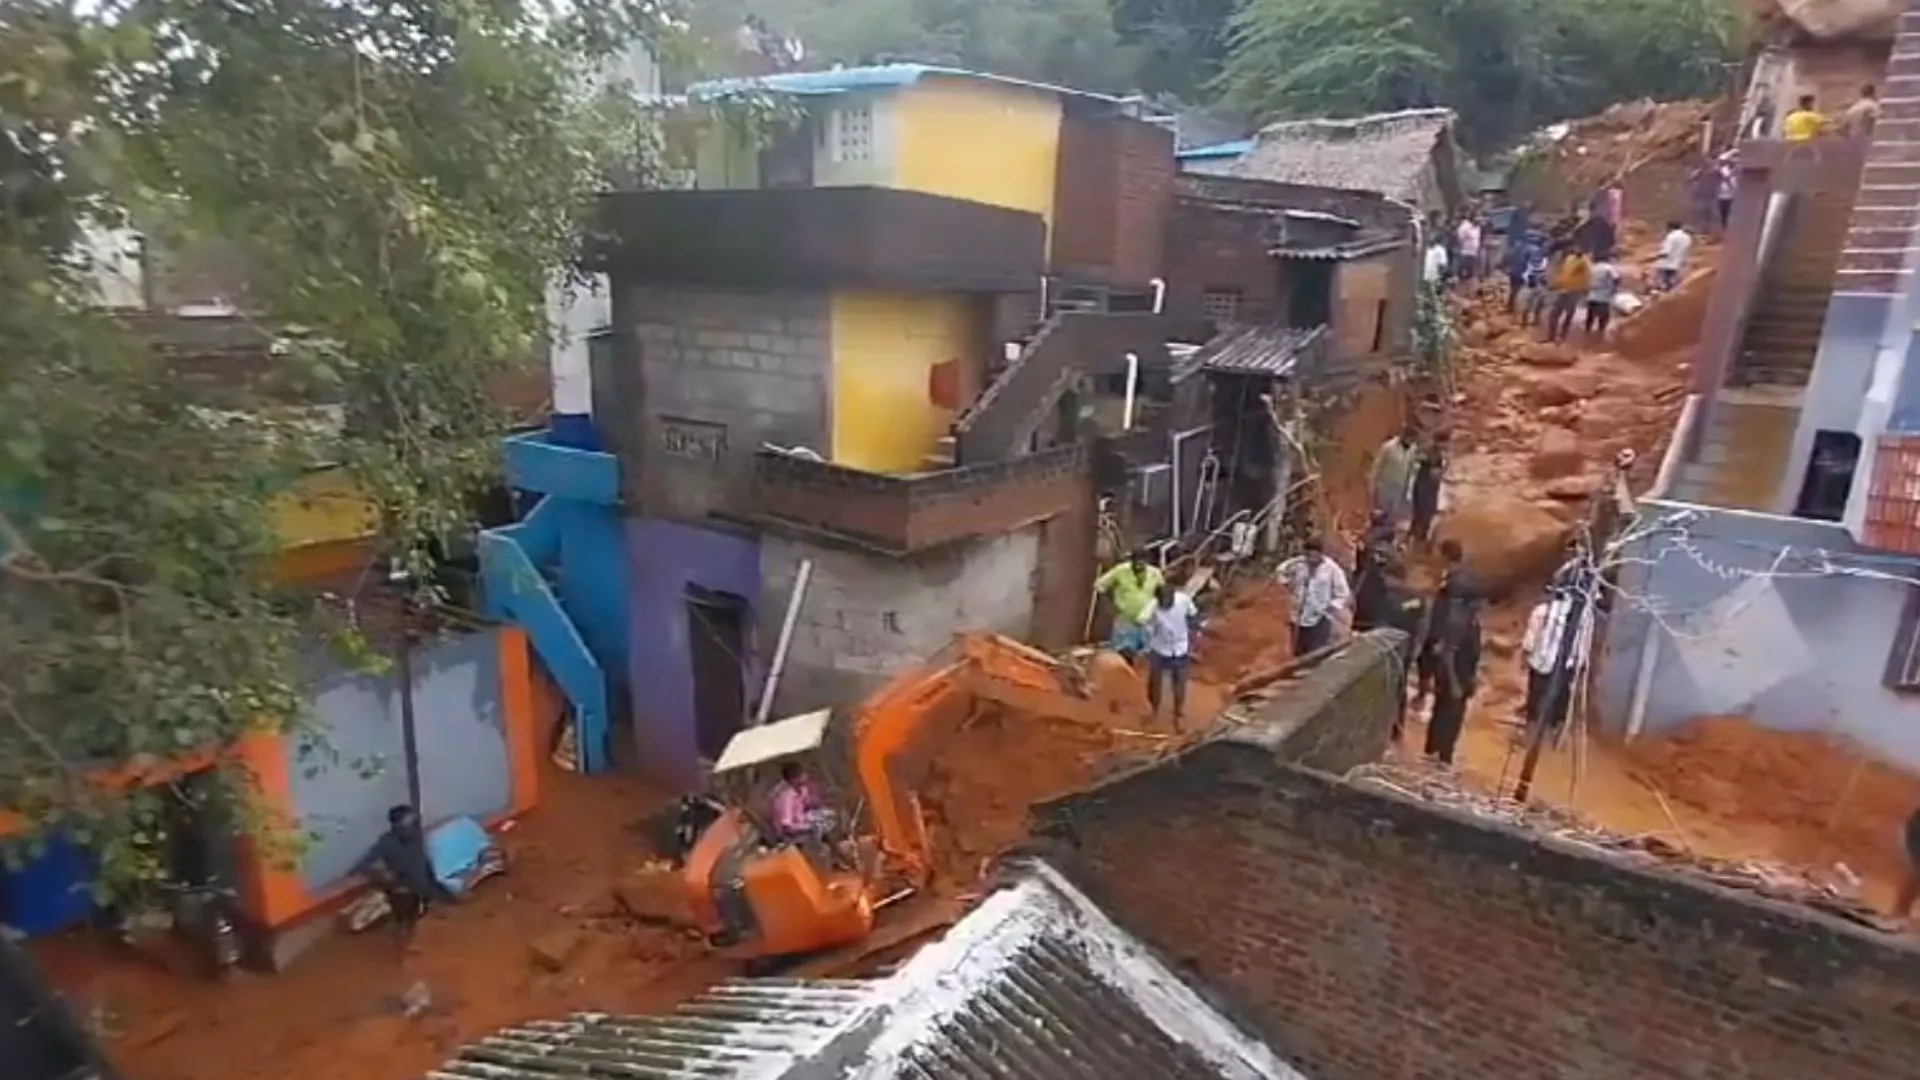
[577,64,1181,784]
[1594,10,1920,772]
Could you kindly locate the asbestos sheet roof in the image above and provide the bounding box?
[1193,323,1327,377]
[423,980,875,1079]
[686,63,1128,105]
[423,862,1306,1080]
[1230,107,1455,203]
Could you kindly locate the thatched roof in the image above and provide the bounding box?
[1229,107,1456,205]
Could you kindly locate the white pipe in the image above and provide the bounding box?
[1625,626,1659,741]
[1121,352,1140,431]
[754,559,813,726]
[1150,277,1166,314]
[1038,275,1049,319]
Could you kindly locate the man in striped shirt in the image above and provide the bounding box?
[1521,584,1595,741]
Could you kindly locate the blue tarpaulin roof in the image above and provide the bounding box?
[685,63,1128,105]
[1177,139,1253,161]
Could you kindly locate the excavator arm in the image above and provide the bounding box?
[852,633,1145,886]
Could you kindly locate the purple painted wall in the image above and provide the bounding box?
[625,517,761,789]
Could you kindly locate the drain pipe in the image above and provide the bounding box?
[754,559,813,726]
[1121,352,1140,431]
[1150,277,1165,314]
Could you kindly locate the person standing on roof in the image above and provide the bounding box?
[1143,582,1203,727]
[1842,84,1881,138]
[1094,550,1163,660]
[1520,583,1595,744]
[1277,537,1351,659]
[1783,94,1825,141]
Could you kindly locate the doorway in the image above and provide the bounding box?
[1286,263,1334,329]
[1793,430,1861,522]
[685,585,750,761]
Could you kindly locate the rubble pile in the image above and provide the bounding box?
[1528,99,1716,196]
[1349,762,1892,928]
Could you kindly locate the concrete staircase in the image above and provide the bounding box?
[1667,387,1804,511]
[1731,188,1854,388]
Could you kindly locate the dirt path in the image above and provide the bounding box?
[48,766,727,1080]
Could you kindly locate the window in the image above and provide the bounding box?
[1792,430,1860,522]
[828,104,874,164]
[1201,287,1244,324]
[1885,586,1920,691]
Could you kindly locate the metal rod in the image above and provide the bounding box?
[754,559,813,726]
[397,597,424,811]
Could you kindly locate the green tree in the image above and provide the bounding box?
[0,0,681,897]
[1216,0,1742,152]
[727,0,1144,93]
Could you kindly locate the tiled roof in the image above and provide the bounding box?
[424,863,1304,1080]
[1193,323,1328,377]
[1230,108,1455,203]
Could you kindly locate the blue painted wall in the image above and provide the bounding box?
[1596,502,1920,771]
[287,631,512,894]
[625,518,762,789]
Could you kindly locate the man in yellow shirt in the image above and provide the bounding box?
[1782,95,1824,141]
[1094,549,1163,659]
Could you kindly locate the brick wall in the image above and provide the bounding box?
[600,285,832,522]
[1164,197,1284,326]
[754,443,1091,553]
[1035,631,1920,1080]
[757,526,1042,714]
[1052,113,1176,286]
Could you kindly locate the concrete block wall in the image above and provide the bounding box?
[599,285,831,522]
[758,526,1042,715]
[1035,633,1920,1080]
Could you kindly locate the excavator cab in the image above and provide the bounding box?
[679,709,878,960]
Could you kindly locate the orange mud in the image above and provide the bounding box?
[64,766,728,1080]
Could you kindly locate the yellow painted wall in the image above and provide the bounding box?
[271,468,378,584]
[830,291,976,473]
[891,77,1062,255]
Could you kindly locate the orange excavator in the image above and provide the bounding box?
[677,632,1145,963]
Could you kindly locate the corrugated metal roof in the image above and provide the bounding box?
[1271,233,1405,262]
[1177,139,1254,161]
[1194,324,1327,376]
[686,64,1127,105]
[424,864,1306,1080]
[424,980,874,1079]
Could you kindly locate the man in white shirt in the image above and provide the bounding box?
[1142,582,1202,725]
[1654,220,1692,294]
[1454,216,1482,284]
[1423,240,1449,285]
[1277,537,1351,659]
[1520,585,1595,740]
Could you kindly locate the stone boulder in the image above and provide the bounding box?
[1523,369,1603,408]
[1437,489,1575,596]
[1515,342,1579,369]
[1529,427,1585,480]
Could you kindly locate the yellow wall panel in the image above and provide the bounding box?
[892,77,1062,254]
[830,291,975,473]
